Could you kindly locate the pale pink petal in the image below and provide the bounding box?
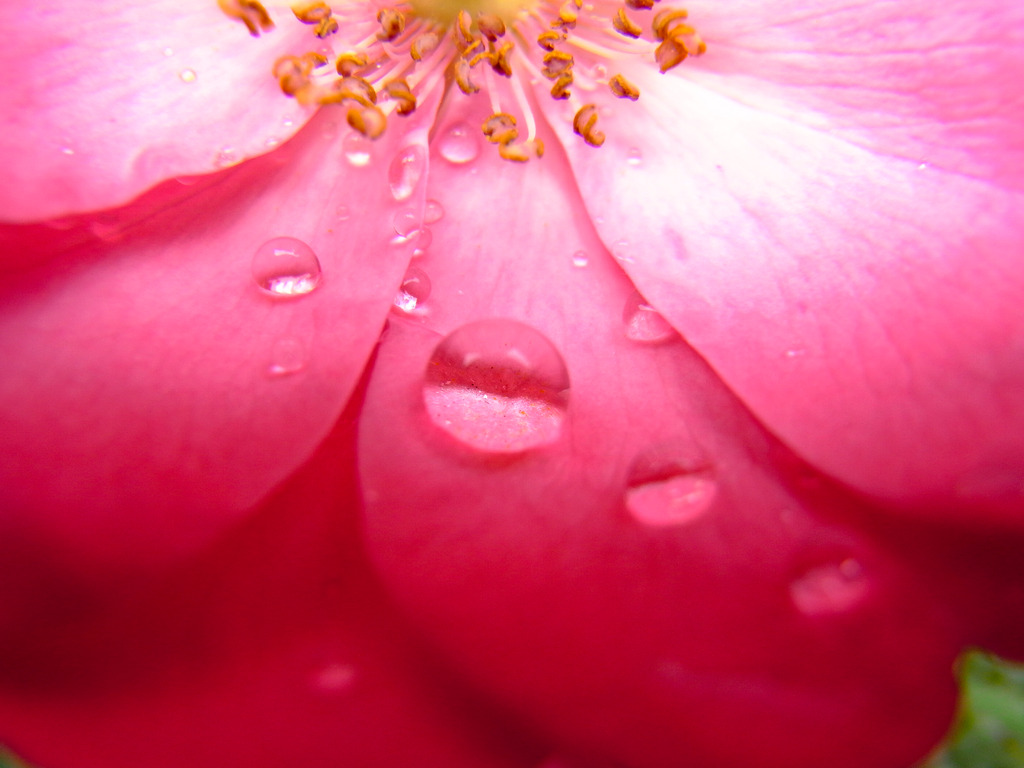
[357,113,969,768]
[0,410,540,768]
[0,111,430,591]
[0,0,321,221]
[540,0,1024,525]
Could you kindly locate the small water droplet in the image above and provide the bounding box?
[612,239,633,263]
[335,205,350,221]
[917,162,929,171]
[392,208,421,237]
[625,448,716,527]
[790,558,867,615]
[389,145,426,200]
[626,147,643,166]
[176,175,201,186]
[392,266,431,314]
[179,68,196,83]
[571,250,589,268]
[265,137,281,149]
[412,227,432,255]
[321,120,338,139]
[252,237,322,297]
[214,146,240,168]
[59,142,75,157]
[282,116,295,128]
[266,337,307,377]
[89,214,125,243]
[623,291,676,343]
[342,132,372,166]
[438,122,480,164]
[424,199,445,224]
[162,47,174,57]
[591,63,607,80]
[423,320,570,453]
[785,348,806,358]
[312,662,355,692]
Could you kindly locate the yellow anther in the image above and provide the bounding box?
[536,30,563,51]
[489,39,514,77]
[302,51,329,69]
[320,75,378,106]
[613,8,643,38]
[573,104,605,147]
[626,0,657,8]
[553,2,577,28]
[347,104,387,139]
[335,51,368,76]
[377,8,406,41]
[454,56,479,94]
[609,73,640,100]
[550,72,573,99]
[273,55,312,96]
[482,113,519,145]
[292,0,331,23]
[541,50,574,79]
[411,31,441,61]
[499,139,545,162]
[384,79,417,114]
[218,0,274,36]
[454,10,476,48]
[652,8,689,40]
[477,13,506,41]
[314,16,338,36]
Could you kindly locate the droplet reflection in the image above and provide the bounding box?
[252,237,322,297]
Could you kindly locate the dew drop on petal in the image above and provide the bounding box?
[626,147,643,166]
[411,227,432,254]
[438,122,480,165]
[423,320,570,453]
[214,146,240,168]
[571,250,589,268]
[252,237,322,297]
[392,266,431,314]
[625,448,717,527]
[392,208,421,237]
[266,337,307,377]
[179,68,197,83]
[311,662,356,693]
[389,145,426,201]
[623,291,676,343]
[424,199,445,224]
[163,47,174,57]
[790,558,867,615]
[343,132,372,166]
[335,205,350,221]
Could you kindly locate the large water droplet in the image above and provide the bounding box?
[625,450,716,527]
[790,558,867,615]
[392,208,421,237]
[389,145,426,200]
[423,320,570,453]
[438,122,480,165]
[343,132,372,166]
[266,337,307,377]
[623,291,676,344]
[392,266,431,314]
[252,237,322,297]
[424,199,445,224]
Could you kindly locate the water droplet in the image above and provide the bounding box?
[571,250,589,268]
[266,337,307,377]
[623,291,676,343]
[626,147,643,166]
[162,47,174,57]
[252,237,322,297]
[282,116,295,129]
[612,239,633,263]
[392,208,421,237]
[342,132,372,166]
[389,145,426,200]
[311,662,355,693]
[423,199,445,224]
[624,448,716,527]
[59,142,75,157]
[591,63,607,80]
[89,214,126,243]
[176,175,201,186]
[438,122,480,164]
[411,227,432,255]
[392,266,431,314]
[785,348,806,358]
[917,162,929,171]
[321,120,338,139]
[790,558,867,615]
[423,320,570,453]
[214,146,240,168]
[335,205,350,221]
[179,68,196,83]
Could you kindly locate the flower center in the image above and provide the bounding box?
[219,0,705,162]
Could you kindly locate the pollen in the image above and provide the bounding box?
[218,0,705,160]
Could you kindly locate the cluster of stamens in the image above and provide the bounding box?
[220,0,705,161]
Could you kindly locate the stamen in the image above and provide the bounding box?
[454,56,480,94]
[536,30,564,51]
[336,52,369,76]
[612,8,643,38]
[477,13,507,41]
[377,8,406,42]
[292,0,338,37]
[411,31,441,61]
[218,0,274,36]
[608,73,639,100]
[347,104,387,138]
[482,113,519,145]
[573,104,605,147]
[384,78,418,114]
[625,0,657,8]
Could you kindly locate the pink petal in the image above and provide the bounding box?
[0,111,429,595]
[357,112,968,768]
[540,0,1024,525]
[0,407,540,768]
[0,0,318,221]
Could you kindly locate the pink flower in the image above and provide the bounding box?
[1,1,1022,767]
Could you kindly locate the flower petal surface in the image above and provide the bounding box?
[0,111,428,590]
[357,104,967,768]
[543,0,1024,526]
[0,0,314,221]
